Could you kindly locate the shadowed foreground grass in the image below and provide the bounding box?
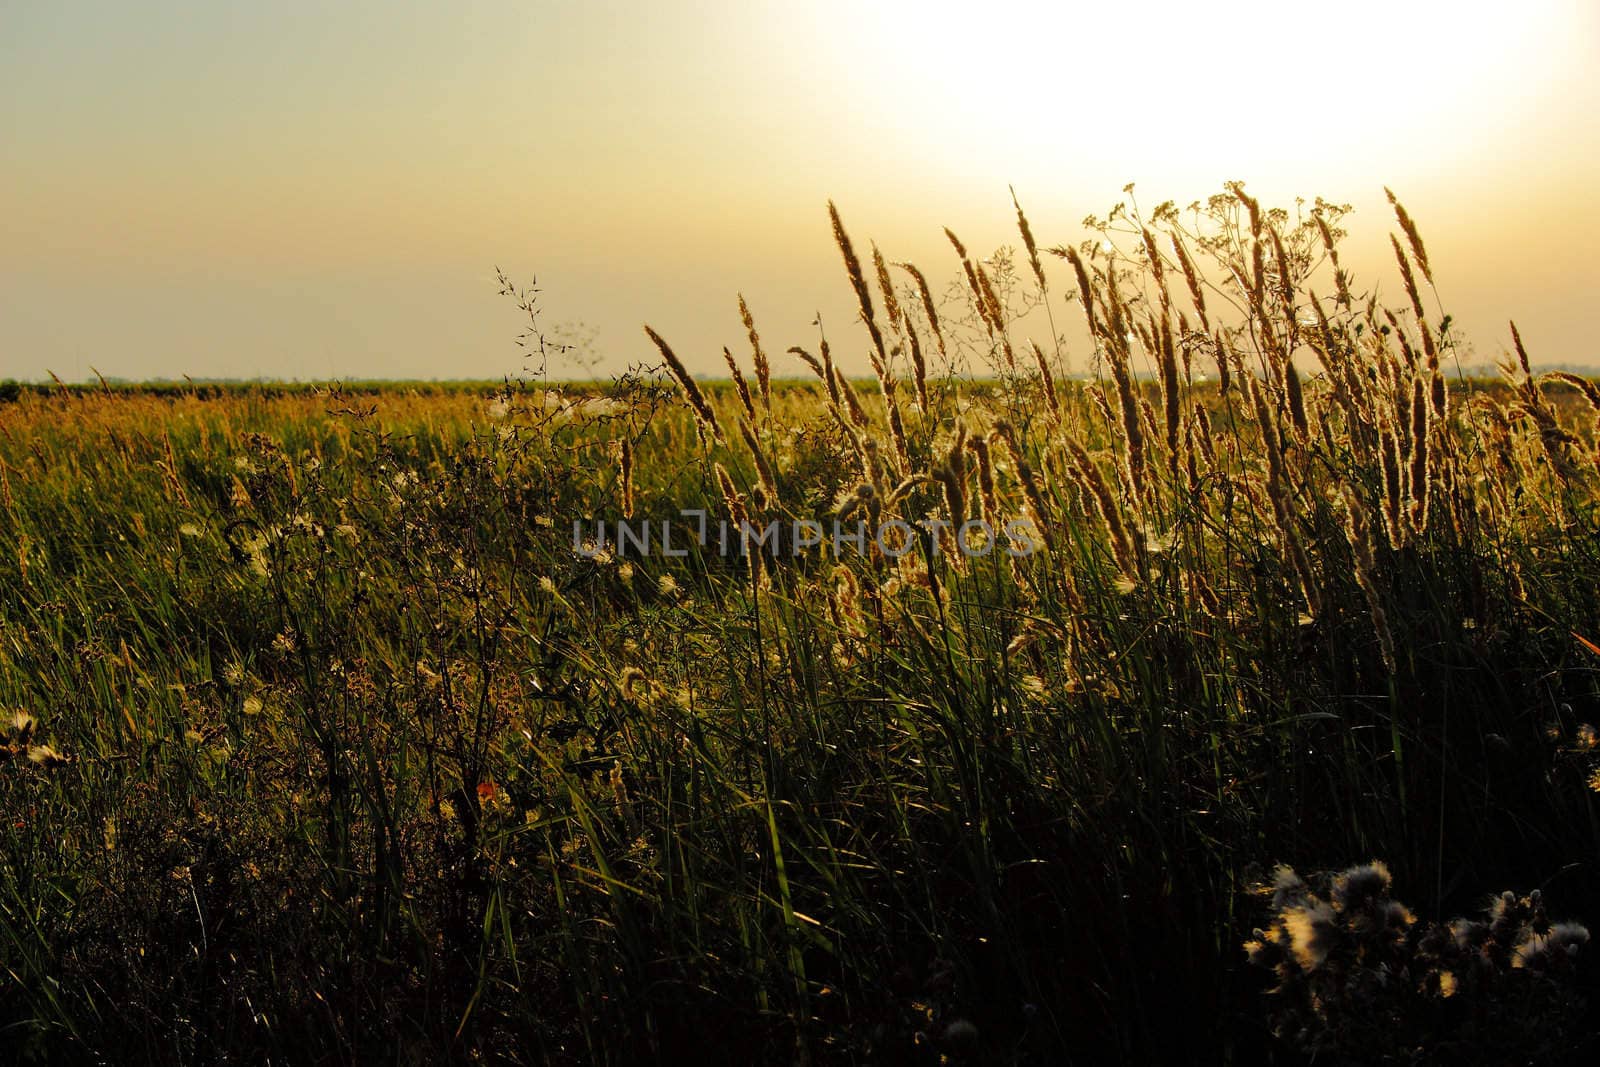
[3,185,1600,1064]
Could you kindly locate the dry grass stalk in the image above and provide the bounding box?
[738,295,771,409]
[1061,436,1136,580]
[1391,234,1427,324]
[975,263,1016,369]
[1285,360,1309,439]
[738,419,778,508]
[160,431,193,509]
[1057,244,1099,342]
[1385,187,1433,285]
[715,463,758,577]
[830,201,887,368]
[1510,320,1533,379]
[1249,379,1290,533]
[968,435,998,525]
[617,437,635,518]
[1156,316,1182,477]
[1106,343,1147,507]
[722,346,756,422]
[1011,187,1047,292]
[906,320,930,411]
[896,261,947,360]
[833,365,869,429]
[993,422,1054,555]
[1170,232,1209,333]
[871,243,902,331]
[645,325,726,446]
[788,345,825,381]
[1031,340,1061,420]
[1141,227,1170,312]
[946,228,992,335]
[1341,488,1398,673]
[880,375,913,476]
[1214,331,1233,396]
[1379,427,1406,548]
[1408,375,1431,536]
[1269,228,1294,320]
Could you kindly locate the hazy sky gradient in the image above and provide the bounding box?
[3,1,1597,380]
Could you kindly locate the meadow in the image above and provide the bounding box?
[2,185,1599,1064]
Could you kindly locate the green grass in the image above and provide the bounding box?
[2,185,1599,1065]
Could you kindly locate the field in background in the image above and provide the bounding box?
[3,187,1600,1064]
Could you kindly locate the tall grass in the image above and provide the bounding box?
[1,184,1598,1064]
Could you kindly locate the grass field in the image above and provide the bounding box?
[3,188,1600,1064]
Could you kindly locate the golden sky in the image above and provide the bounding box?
[2,1,1596,380]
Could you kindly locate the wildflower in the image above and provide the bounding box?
[1331,861,1392,912]
[476,780,511,814]
[26,743,70,768]
[1282,900,1339,971]
[1268,865,1309,911]
[658,574,680,597]
[1512,923,1590,973]
[178,522,203,538]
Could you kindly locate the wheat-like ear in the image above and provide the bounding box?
[905,319,930,412]
[1390,234,1426,323]
[974,263,1015,368]
[829,201,887,367]
[722,347,756,422]
[1510,321,1533,378]
[738,295,771,409]
[1156,316,1181,474]
[617,438,635,519]
[739,419,779,507]
[1010,186,1046,292]
[1539,371,1600,414]
[967,435,998,524]
[1169,231,1208,333]
[788,345,824,380]
[1031,340,1060,421]
[1385,187,1433,286]
[895,261,946,359]
[645,325,725,446]
[945,227,993,336]
[871,242,902,331]
[1061,435,1135,579]
[1057,244,1099,341]
[1407,374,1431,537]
[833,364,868,429]
[993,422,1054,556]
[1341,487,1397,673]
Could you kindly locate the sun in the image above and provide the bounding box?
[811,0,1582,194]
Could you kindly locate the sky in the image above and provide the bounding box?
[2,0,1597,382]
